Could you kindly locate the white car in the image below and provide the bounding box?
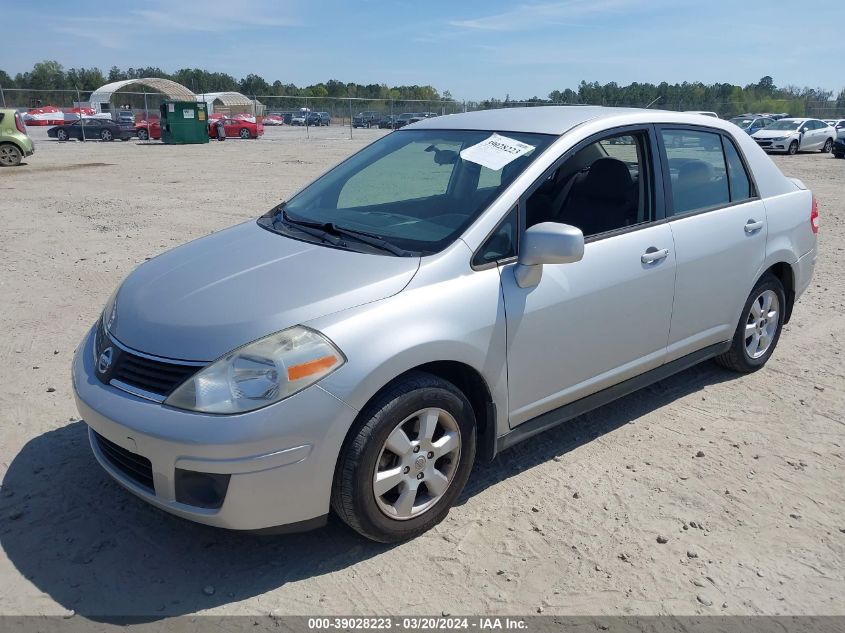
[291,112,308,126]
[684,110,719,118]
[751,117,835,155]
[823,119,845,132]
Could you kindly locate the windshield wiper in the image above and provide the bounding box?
[273,208,343,246]
[281,210,413,257]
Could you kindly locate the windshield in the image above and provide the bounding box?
[766,120,800,131]
[262,129,555,255]
[730,118,753,128]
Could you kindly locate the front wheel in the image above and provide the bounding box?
[100,129,113,141]
[715,273,785,373]
[822,138,833,153]
[56,129,69,141]
[137,128,149,141]
[787,141,799,155]
[332,371,476,542]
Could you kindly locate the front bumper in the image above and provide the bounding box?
[72,326,359,531]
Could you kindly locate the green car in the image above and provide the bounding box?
[0,108,35,166]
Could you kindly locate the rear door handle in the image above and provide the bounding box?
[745,219,764,233]
[641,247,669,264]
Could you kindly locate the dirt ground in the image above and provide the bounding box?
[0,125,842,620]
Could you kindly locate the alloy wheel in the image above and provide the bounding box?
[0,144,22,166]
[744,289,779,359]
[101,130,113,141]
[373,407,461,520]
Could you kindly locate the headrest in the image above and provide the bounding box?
[678,160,714,187]
[579,158,633,202]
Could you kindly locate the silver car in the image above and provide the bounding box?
[73,107,818,542]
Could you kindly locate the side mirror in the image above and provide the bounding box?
[514,222,584,288]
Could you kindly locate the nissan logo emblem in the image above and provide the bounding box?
[97,347,114,374]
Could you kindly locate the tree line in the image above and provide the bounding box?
[0,60,449,102]
[2,62,844,118]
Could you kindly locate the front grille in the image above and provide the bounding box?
[94,318,203,398]
[756,140,772,147]
[112,352,199,397]
[93,431,154,491]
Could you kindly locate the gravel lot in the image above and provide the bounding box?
[0,125,842,619]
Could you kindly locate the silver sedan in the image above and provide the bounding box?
[74,107,818,542]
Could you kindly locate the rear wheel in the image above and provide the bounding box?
[822,138,833,153]
[787,141,799,155]
[100,129,113,142]
[332,371,476,542]
[0,143,23,167]
[715,273,785,373]
[239,127,251,139]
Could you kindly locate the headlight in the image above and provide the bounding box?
[770,136,787,141]
[165,326,345,414]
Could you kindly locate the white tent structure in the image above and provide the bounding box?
[197,92,264,117]
[88,78,196,114]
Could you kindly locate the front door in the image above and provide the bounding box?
[501,126,676,426]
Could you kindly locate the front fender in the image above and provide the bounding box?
[305,264,509,439]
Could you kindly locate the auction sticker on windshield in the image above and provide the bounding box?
[460,133,535,171]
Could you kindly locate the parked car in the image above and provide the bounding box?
[823,119,845,131]
[684,111,719,118]
[74,106,817,543]
[353,111,383,128]
[378,114,399,129]
[394,112,416,128]
[729,115,775,135]
[116,110,135,125]
[751,118,835,154]
[208,117,264,139]
[833,128,845,159]
[262,114,286,126]
[48,118,135,142]
[306,112,331,126]
[0,108,35,166]
[291,112,307,126]
[135,119,161,141]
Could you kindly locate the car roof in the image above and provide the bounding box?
[406,105,730,135]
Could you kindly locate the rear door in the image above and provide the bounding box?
[657,126,766,361]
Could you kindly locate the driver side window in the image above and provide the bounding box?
[525,130,654,238]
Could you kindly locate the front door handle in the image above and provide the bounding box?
[641,247,669,264]
[745,219,764,234]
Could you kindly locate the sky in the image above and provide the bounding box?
[3,0,842,100]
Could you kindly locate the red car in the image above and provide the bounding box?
[135,119,161,140]
[208,117,264,139]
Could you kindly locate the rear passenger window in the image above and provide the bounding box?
[723,139,753,202]
[661,130,729,215]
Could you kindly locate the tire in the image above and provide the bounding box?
[715,273,786,373]
[137,128,149,141]
[332,371,477,543]
[100,129,113,142]
[0,143,23,167]
[239,128,251,139]
[787,141,798,155]
[822,138,833,153]
[834,153,845,159]
[56,129,68,142]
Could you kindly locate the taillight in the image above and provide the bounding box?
[14,113,27,135]
[810,196,819,234]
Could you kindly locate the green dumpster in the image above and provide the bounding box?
[160,101,209,144]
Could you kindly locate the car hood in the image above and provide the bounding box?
[108,221,420,361]
[752,128,798,139]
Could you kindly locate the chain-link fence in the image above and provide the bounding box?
[3,86,844,135]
